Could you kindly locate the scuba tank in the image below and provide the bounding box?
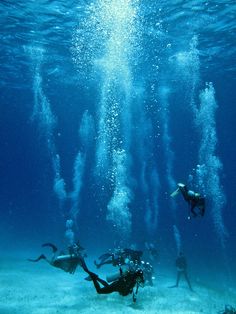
[106,272,121,283]
[106,266,129,282]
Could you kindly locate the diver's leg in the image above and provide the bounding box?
[85,270,109,287]
[99,253,112,262]
[94,260,112,268]
[28,254,47,262]
[190,204,197,218]
[179,185,189,202]
[96,276,109,287]
[169,271,181,288]
[199,199,205,216]
[200,206,205,217]
[184,271,193,291]
[89,273,111,294]
[81,258,110,291]
[95,253,113,267]
[68,261,78,274]
[176,271,182,286]
[100,260,113,267]
[79,257,90,273]
[89,273,103,293]
[42,243,58,253]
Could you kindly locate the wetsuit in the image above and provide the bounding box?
[173,255,193,290]
[89,271,139,296]
[28,242,85,274]
[81,259,144,301]
[178,184,205,218]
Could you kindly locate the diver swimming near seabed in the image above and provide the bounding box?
[94,248,143,269]
[28,241,87,274]
[140,261,155,286]
[81,258,145,302]
[171,183,205,219]
[219,305,236,314]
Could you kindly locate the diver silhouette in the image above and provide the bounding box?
[171,183,205,218]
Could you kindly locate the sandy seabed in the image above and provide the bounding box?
[0,258,235,314]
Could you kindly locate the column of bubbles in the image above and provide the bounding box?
[95,0,140,236]
[66,111,95,244]
[93,0,140,176]
[195,83,228,248]
[28,46,97,245]
[144,168,160,236]
[28,46,67,208]
[72,0,141,236]
[173,225,182,254]
[158,86,183,252]
[158,86,176,202]
[70,111,95,222]
[107,149,132,236]
[168,35,200,118]
[167,36,200,253]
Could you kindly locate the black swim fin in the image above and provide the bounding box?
[42,243,58,253]
[28,254,47,262]
[84,275,92,281]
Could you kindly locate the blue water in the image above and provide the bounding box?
[0,0,236,298]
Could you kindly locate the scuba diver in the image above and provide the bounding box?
[81,258,145,302]
[171,183,205,218]
[140,261,154,286]
[94,249,122,268]
[219,305,236,314]
[169,252,193,291]
[28,241,86,274]
[94,248,143,269]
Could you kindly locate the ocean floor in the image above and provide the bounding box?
[0,258,235,314]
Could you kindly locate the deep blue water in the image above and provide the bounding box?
[0,0,236,288]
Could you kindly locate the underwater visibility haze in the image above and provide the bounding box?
[0,0,236,313]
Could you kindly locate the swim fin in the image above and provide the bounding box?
[170,188,180,197]
[28,254,47,262]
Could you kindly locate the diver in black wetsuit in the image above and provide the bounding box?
[169,252,193,291]
[220,305,236,314]
[81,259,144,302]
[28,241,86,274]
[171,183,205,218]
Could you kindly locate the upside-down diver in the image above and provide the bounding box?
[171,183,205,219]
[28,241,86,274]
